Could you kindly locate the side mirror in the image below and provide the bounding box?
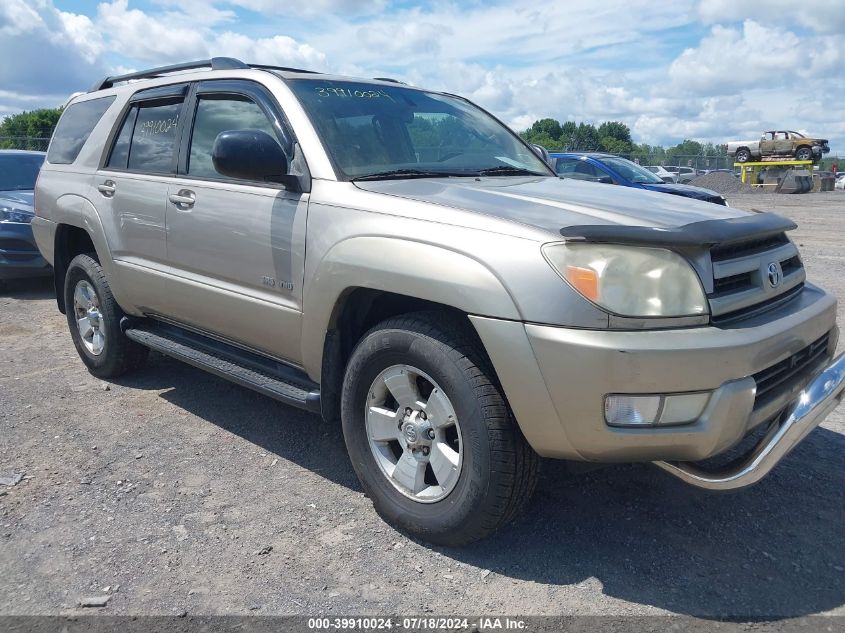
[598,176,614,184]
[531,144,552,165]
[212,129,291,185]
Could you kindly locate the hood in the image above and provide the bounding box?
[640,182,722,200]
[0,190,34,210]
[354,176,744,237]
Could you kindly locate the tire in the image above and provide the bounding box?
[735,148,751,163]
[795,146,812,162]
[64,253,148,378]
[341,311,539,546]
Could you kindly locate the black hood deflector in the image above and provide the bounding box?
[560,212,796,249]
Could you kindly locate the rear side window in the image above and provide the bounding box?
[106,99,183,173]
[47,96,115,164]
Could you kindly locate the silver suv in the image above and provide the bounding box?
[33,58,845,545]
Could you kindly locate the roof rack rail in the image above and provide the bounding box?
[248,63,321,75]
[373,77,405,84]
[89,57,249,92]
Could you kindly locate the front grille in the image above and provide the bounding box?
[708,232,805,323]
[711,233,789,262]
[752,333,830,409]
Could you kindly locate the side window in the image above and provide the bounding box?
[574,161,600,177]
[554,158,578,175]
[188,95,279,179]
[127,101,182,173]
[47,96,115,164]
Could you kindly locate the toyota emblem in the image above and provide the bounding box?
[766,262,782,288]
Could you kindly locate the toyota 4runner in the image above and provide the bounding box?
[33,58,845,545]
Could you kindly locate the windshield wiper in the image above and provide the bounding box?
[474,166,546,177]
[352,169,464,181]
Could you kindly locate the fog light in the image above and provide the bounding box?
[604,392,711,427]
[604,395,661,426]
[659,392,711,425]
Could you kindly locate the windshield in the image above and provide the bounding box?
[602,156,664,184]
[287,79,552,180]
[0,154,44,191]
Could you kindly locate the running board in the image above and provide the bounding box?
[122,320,321,414]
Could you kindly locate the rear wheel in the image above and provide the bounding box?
[64,253,148,378]
[735,148,751,163]
[341,312,539,545]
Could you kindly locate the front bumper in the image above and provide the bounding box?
[654,352,845,490]
[470,283,839,470]
[0,221,51,280]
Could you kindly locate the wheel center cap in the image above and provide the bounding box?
[403,423,418,444]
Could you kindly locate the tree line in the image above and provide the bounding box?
[0,108,63,149]
[519,117,727,164]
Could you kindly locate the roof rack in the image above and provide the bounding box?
[89,57,325,92]
[249,63,321,75]
[373,77,405,84]
[90,57,249,92]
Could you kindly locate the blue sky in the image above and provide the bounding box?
[2,0,844,152]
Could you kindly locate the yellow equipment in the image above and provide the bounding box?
[735,159,813,187]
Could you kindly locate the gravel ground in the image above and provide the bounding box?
[689,172,755,194]
[1,191,844,620]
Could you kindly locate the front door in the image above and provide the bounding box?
[164,81,307,364]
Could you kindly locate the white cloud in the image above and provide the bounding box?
[214,32,326,69]
[224,0,389,18]
[697,0,845,35]
[1,0,843,154]
[669,20,843,95]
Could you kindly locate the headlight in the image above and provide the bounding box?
[542,242,708,317]
[0,206,34,224]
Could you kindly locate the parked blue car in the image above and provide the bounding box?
[0,150,51,285]
[549,152,727,205]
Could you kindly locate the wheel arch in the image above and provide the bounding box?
[302,236,522,421]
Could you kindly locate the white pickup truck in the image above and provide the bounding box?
[726,130,830,163]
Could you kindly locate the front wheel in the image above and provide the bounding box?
[341,312,539,546]
[64,253,148,378]
[795,146,812,161]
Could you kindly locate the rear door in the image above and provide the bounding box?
[93,84,188,314]
[760,132,775,155]
[163,80,307,364]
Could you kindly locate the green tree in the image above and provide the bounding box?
[0,107,62,150]
[597,121,632,154]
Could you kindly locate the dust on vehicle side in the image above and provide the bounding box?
[32,58,845,545]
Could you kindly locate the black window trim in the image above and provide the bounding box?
[99,83,191,175]
[175,78,304,190]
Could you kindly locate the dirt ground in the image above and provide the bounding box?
[1,191,844,619]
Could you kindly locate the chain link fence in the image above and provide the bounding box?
[0,135,52,152]
[622,154,733,173]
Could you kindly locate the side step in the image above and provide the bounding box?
[122,320,321,414]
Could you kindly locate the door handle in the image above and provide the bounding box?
[168,189,196,209]
[97,180,116,197]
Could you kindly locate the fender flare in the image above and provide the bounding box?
[51,194,131,311]
[300,236,522,378]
